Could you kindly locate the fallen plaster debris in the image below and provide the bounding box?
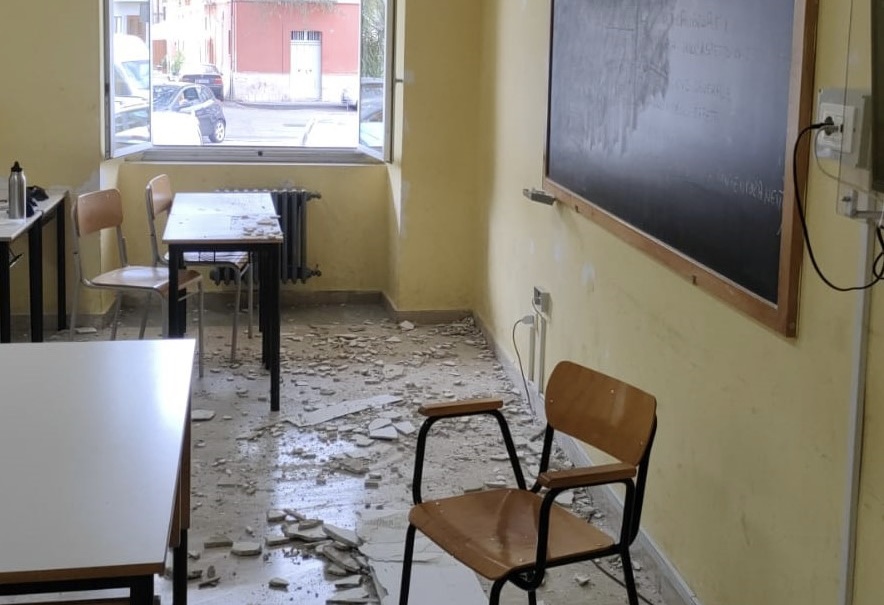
[129,313,658,605]
[393,420,416,435]
[265,534,292,547]
[368,418,392,432]
[326,586,370,603]
[368,426,398,441]
[203,534,233,548]
[335,576,363,589]
[299,518,323,530]
[317,544,363,573]
[231,541,263,556]
[191,409,216,421]
[268,577,290,589]
[197,576,220,589]
[323,524,362,548]
[290,394,404,427]
[284,524,327,541]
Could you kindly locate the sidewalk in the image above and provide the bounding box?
[234,99,352,111]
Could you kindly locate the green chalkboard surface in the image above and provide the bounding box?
[543,0,817,336]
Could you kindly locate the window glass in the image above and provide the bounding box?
[106,0,391,159]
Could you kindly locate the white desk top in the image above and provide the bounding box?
[0,339,195,583]
[0,186,67,242]
[163,191,283,245]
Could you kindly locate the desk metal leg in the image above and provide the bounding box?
[131,574,154,605]
[173,528,187,604]
[1,241,10,343]
[268,245,280,412]
[27,222,43,342]
[168,247,183,338]
[56,199,67,332]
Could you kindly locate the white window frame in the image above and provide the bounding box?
[104,0,394,164]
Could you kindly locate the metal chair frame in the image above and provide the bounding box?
[145,174,253,362]
[399,361,658,605]
[69,188,204,377]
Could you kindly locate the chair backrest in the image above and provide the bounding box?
[544,360,656,466]
[73,189,124,237]
[71,188,127,283]
[145,174,173,266]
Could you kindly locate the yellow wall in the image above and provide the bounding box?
[114,163,390,294]
[388,0,482,312]
[4,1,884,604]
[473,1,883,605]
[0,0,104,316]
[836,0,884,604]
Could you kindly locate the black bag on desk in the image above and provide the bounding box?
[25,185,47,217]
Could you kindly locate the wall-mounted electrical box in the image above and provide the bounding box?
[816,88,871,170]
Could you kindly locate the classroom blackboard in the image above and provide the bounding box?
[544,0,817,336]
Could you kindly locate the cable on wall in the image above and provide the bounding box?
[792,121,884,291]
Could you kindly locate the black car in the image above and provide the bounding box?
[153,82,226,143]
[178,64,225,101]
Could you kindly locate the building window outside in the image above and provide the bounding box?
[105,0,391,160]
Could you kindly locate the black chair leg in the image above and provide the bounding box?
[620,548,640,605]
[528,589,538,605]
[399,524,417,605]
[489,579,506,605]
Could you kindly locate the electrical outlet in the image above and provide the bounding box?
[533,286,550,314]
[819,102,856,153]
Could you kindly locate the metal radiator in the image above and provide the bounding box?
[210,188,322,285]
[271,188,322,283]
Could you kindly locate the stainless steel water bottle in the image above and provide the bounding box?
[8,161,26,219]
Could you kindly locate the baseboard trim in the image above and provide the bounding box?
[381,292,472,325]
[11,290,472,336]
[472,311,701,605]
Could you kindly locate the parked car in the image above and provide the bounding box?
[178,64,225,101]
[114,97,203,146]
[153,82,227,143]
[340,77,384,111]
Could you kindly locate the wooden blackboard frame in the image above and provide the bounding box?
[543,0,818,337]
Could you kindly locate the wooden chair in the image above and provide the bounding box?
[70,188,204,377]
[398,360,658,605]
[145,174,253,362]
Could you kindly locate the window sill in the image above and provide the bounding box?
[133,146,386,165]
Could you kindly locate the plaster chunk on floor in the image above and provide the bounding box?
[284,523,327,541]
[265,533,292,546]
[231,541,262,556]
[368,418,392,432]
[326,586,370,603]
[269,577,290,589]
[317,543,363,573]
[392,421,416,435]
[191,409,216,421]
[369,426,398,441]
[323,524,362,548]
[203,534,233,548]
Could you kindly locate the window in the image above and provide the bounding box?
[105,0,392,161]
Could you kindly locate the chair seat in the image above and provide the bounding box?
[163,250,250,269]
[409,488,614,580]
[92,266,202,295]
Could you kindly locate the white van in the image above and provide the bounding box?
[113,34,150,99]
